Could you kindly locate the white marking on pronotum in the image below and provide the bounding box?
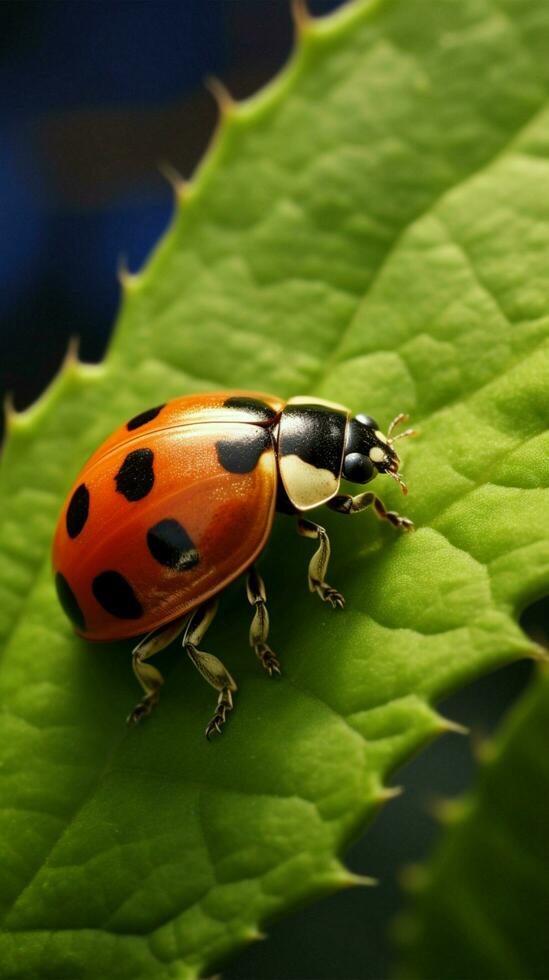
[279,455,338,510]
[375,430,388,444]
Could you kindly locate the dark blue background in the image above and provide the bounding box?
[0,3,537,978]
[0,0,341,426]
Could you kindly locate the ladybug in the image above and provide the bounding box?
[53,392,415,737]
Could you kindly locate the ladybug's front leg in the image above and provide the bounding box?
[183,597,238,739]
[128,615,189,725]
[246,565,281,677]
[327,492,414,531]
[297,517,345,609]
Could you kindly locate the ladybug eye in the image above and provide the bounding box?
[342,452,375,484]
[355,414,379,429]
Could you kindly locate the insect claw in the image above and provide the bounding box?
[205,719,220,740]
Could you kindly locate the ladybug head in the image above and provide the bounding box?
[342,413,416,494]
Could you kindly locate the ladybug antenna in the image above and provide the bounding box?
[387,412,417,445]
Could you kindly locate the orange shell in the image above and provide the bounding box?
[52,392,283,641]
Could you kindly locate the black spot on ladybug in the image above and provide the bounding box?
[92,570,143,619]
[55,571,86,631]
[216,428,271,474]
[115,448,154,501]
[126,404,165,431]
[223,395,277,422]
[147,518,199,571]
[66,483,89,539]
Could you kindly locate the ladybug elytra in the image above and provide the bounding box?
[53,392,415,737]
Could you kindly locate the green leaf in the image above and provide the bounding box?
[397,668,549,980]
[0,0,548,976]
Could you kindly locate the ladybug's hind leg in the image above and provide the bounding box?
[183,597,237,739]
[128,615,189,726]
[297,517,345,609]
[246,565,280,677]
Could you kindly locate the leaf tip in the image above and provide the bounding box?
[528,643,549,664]
[1,389,22,451]
[158,160,188,200]
[63,334,81,369]
[117,255,142,292]
[429,795,466,826]
[335,868,377,889]
[470,729,497,765]
[205,75,236,117]
[3,390,17,432]
[377,784,404,803]
[242,927,267,943]
[435,713,469,737]
[291,0,311,35]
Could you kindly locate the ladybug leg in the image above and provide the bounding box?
[297,517,345,609]
[183,598,238,739]
[246,565,281,677]
[127,615,189,726]
[327,492,414,531]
